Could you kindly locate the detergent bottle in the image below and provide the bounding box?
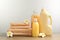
[40,8,52,36]
[32,18,39,37]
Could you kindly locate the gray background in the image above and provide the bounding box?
[0,0,60,34]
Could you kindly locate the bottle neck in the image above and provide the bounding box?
[34,18,37,22]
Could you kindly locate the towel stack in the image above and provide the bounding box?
[7,22,32,36]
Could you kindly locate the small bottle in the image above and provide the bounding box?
[32,18,39,37]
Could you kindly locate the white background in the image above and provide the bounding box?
[0,0,60,33]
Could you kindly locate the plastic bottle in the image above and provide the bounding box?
[40,8,52,36]
[32,18,39,37]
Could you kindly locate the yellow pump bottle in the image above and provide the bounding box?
[32,18,39,37]
[40,8,52,36]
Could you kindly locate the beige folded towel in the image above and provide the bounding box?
[10,22,29,26]
[8,28,32,33]
[10,26,31,29]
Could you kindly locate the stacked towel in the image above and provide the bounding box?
[7,22,32,36]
